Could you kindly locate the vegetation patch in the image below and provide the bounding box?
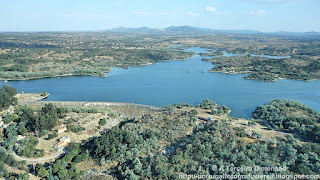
[207,55,320,81]
[253,99,320,142]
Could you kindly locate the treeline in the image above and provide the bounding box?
[253,99,320,142]
[0,42,57,48]
[0,85,17,110]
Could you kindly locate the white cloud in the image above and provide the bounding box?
[132,11,151,16]
[251,9,266,16]
[206,6,216,13]
[187,11,199,17]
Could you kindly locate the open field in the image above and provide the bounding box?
[15,92,49,102]
[196,108,289,141]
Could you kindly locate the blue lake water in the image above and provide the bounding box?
[1,47,319,119]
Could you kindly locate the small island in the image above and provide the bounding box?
[206,55,320,81]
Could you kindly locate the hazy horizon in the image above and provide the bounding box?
[1,0,320,32]
[1,25,319,33]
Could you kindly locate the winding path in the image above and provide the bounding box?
[12,151,65,163]
[12,116,123,163]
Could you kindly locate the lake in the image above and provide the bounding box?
[1,47,319,119]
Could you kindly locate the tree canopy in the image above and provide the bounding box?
[0,85,17,110]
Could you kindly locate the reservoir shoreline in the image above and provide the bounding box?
[2,47,320,119]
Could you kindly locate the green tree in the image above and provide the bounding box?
[0,161,8,177]
[100,157,106,166]
[18,122,27,135]
[18,173,30,180]
[133,157,143,174]
[52,160,62,174]
[37,167,49,177]
[99,118,107,126]
[0,85,17,110]
[57,168,68,180]
[2,85,17,97]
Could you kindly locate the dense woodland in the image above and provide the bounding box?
[253,99,320,142]
[115,122,320,179]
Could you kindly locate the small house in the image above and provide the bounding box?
[57,126,67,134]
[60,136,71,144]
[53,136,71,151]
[54,141,64,149]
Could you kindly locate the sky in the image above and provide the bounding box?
[1,0,320,32]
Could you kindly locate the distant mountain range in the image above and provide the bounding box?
[107,26,162,33]
[104,26,320,36]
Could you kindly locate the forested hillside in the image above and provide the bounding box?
[253,99,320,142]
[2,89,320,179]
[36,100,320,179]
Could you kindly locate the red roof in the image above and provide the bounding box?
[54,141,63,146]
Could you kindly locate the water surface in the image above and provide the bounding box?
[1,47,319,119]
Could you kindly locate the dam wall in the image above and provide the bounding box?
[18,101,165,111]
